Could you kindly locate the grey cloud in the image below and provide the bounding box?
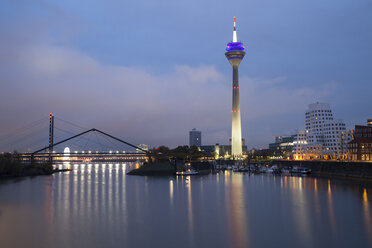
[0,38,343,150]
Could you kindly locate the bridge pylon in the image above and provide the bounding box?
[48,113,54,162]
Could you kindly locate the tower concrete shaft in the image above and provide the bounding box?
[226,53,245,156]
[232,64,242,156]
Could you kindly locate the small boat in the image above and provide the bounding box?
[271,165,281,174]
[300,167,311,174]
[237,166,249,172]
[291,167,311,175]
[281,168,291,175]
[176,169,199,176]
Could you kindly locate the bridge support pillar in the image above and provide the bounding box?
[49,113,54,163]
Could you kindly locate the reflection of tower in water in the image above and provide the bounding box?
[363,188,372,245]
[224,172,249,248]
[326,180,337,237]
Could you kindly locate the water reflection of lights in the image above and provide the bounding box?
[87,163,92,221]
[363,188,372,245]
[87,163,92,174]
[94,164,99,226]
[328,180,331,194]
[108,164,113,179]
[73,164,79,174]
[225,173,249,248]
[61,161,71,172]
[186,176,194,244]
[108,164,113,216]
[169,180,174,205]
[115,163,120,220]
[64,167,71,224]
[313,178,321,218]
[292,176,312,245]
[327,180,337,236]
[29,163,372,248]
[284,176,288,189]
[224,170,231,185]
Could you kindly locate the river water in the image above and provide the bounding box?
[0,163,371,248]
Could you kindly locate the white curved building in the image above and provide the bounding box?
[305,102,334,144]
[295,102,350,159]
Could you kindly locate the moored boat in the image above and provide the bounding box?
[176,169,199,176]
[291,166,311,175]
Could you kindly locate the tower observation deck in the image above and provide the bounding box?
[225,17,245,157]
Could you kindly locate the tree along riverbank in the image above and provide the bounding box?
[127,161,176,175]
[128,145,207,176]
[0,152,67,179]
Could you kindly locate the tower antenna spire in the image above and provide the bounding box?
[233,16,237,42]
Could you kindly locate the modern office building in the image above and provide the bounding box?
[268,135,296,158]
[293,130,308,159]
[295,102,348,159]
[225,17,245,157]
[269,135,296,150]
[348,119,372,161]
[341,130,354,158]
[305,102,333,144]
[189,128,201,147]
[322,119,348,158]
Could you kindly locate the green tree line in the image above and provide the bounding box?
[0,152,53,177]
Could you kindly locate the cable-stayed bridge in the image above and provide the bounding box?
[0,114,148,163]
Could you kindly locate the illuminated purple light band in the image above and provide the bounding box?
[226,42,245,52]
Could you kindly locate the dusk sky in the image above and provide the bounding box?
[0,0,371,151]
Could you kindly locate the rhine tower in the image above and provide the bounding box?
[225,17,245,157]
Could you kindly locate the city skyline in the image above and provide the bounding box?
[1,2,372,248]
[0,0,371,151]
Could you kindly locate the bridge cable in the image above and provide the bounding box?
[4,125,48,151]
[54,117,88,131]
[99,132,126,151]
[0,118,48,142]
[55,127,116,151]
[93,132,106,152]
[0,116,47,139]
[32,128,146,155]
[13,135,49,153]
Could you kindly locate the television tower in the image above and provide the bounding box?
[225,17,245,157]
